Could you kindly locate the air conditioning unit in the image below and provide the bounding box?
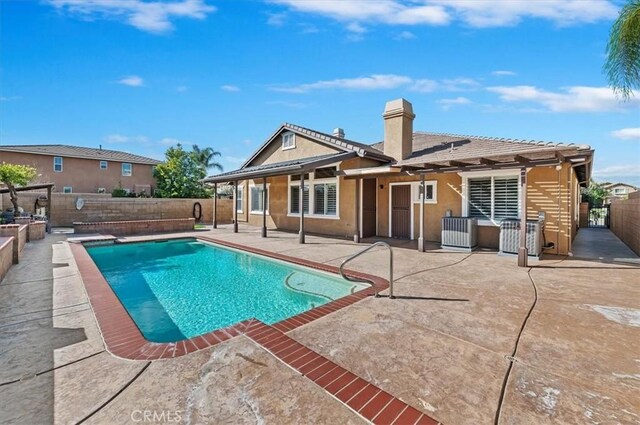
[441,217,478,251]
[499,219,543,257]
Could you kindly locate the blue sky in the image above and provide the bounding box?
[1,0,639,184]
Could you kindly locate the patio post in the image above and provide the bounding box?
[46,185,52,233]
[213,183,218,229]
[418,174,425,252]
[518,167,528,267]
[261,177,267,237]
[233,181,238,233]
[354,177,360,243]
[299,173,305,244]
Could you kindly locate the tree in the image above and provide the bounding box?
[192,144,223,173]
[604,0,640,99]
[0,162,38,212]
[581,179,610,207]
[153,144,213,198]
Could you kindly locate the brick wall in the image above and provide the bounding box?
[1,192,234,227]
[0,225,21,264]
[28,221,46,241]
[0,237,12,282]
[74,218,196,235]
[610,192,640,256]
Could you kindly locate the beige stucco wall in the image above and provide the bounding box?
[249,133,341,166]
[0,151,156,194]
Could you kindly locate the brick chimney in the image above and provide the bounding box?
[383,98,415,161]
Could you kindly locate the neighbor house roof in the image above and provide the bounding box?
[204,152,356,184]
[603,182,637,190]
[241,123,392,168]
[0,144,161,165]
[370,132,591,167]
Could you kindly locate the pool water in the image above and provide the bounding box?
[86,239,366,342]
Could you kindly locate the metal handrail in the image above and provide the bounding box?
[339,241,394,299]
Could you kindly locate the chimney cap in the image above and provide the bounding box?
[332,127,345,138]
[383,98,415,119]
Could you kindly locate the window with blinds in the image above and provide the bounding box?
[314,183,337,215]
[250,187,268,213]
[289,185,309,214]
[493,177,519,219]
[467,176,518,221]
[235,186,244,212]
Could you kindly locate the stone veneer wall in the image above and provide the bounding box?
[610,192,640,256]
[0,192,234,227]
[0,237,13,282]
[73,218,196,236]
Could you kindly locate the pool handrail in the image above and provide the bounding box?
[339,241,394,299]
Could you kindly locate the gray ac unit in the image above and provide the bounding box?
[499,219,543,257]
[441,217,478,251]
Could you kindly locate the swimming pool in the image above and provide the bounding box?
[86,238,367,343]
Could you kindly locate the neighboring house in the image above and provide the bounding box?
[603,182,637,203]
[204,98,593,256]
[0,144,161,194]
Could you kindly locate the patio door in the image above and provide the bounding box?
[391,184,411,239]
[361,178,377,238]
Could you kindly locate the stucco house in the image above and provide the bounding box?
[603,182,637,204]
[0,144,161,194]
[204,99,593,260]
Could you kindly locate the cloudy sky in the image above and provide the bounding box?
[1,0,639,184]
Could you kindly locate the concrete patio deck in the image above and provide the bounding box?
[1,225,639,424]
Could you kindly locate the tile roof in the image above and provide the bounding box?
[204,152,355,183]
[0,144,162,165]
[242,123,392,168]
[370,132,591,166]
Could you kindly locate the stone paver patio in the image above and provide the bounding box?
[1,225,639,424]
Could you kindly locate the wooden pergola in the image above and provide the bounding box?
[0,183,55,233]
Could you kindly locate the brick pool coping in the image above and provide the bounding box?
[70,235,389,360]
[71,236,440,424]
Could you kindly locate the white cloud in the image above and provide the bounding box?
[271,74,412,93]
[104,134,149,144]
[438,96,472,110]
[593,164,640,177]
[266,100,310,108]
[267,12,286,26]
[271,0,450,26]
[410,79,438,93]
[176,85,188,92]
[47,0,215,34]
[487,85,640,112]
[221,85,240,92]
[611,128,640,141]
[159,137,188,146]
[441,77,481,91]
[117,75,144,87]
[0,95,21,101]
[394,30,416,40]
[271,0,617,28]
[346,22,367,33]
[491,70,516,76]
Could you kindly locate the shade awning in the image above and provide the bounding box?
[203,152,356,184]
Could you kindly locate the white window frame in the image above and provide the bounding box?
[460,169,522,227]
[62,186,72,194]
[249,183,270,215]
[287,165,340,220]
[282,132,296,150]
[122,163,132,177]
[53,157,63,172]
[100,160,108,169]
[411,180,437,204]
[235,184,244,213]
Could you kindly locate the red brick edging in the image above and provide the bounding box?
[70,235,388,360]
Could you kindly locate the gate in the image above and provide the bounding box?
[588,205,610,228]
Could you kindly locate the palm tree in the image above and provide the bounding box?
[192,144,223,172]
[604,0,640,99]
